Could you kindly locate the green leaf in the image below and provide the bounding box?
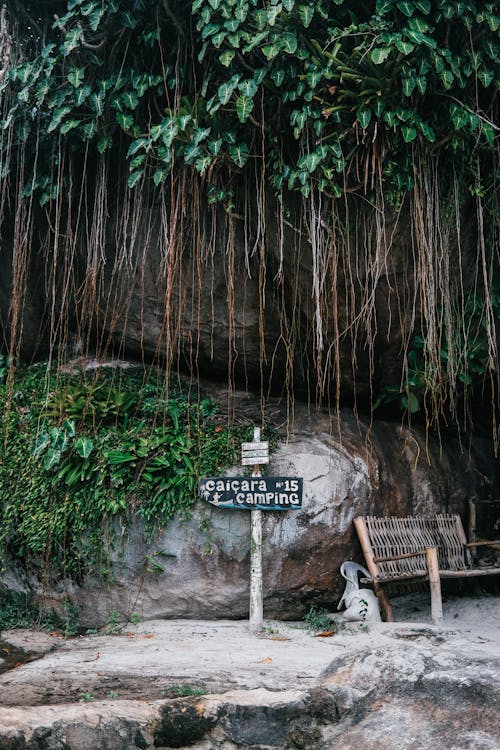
[283,0,295,10]
[271,68,285,86]
[208,138,222,155]
[90,92,104,115]
[161,119,179,147]
[232,4,247,22]
[75,437,94,459]
[41,43,56,59]
[228,142,249,168]
[63,420,76,437]
[127,137,149,157]
[414,0,430,10]
[121,90,140,110]
[419,122,435,142]
[357,107,372,128]
[235,95,254,123]
[238,79,258,97]
[262,44,280,59]
[75,85,91,106]
[81,121,97,140]
[242,30,268,53]
[33,432,50,456]
[195,155,212,174]
[116,112,134,130]
[183,143,202,163]
[107,450,136,464]
[130,154,146,170]
[267,4,282,25]
[481,122,494,145]
[440,69,454,89]
[376,0,393,12]
[402,76,417,96]
[477,67,494,88]
[60,119,80,134]
[407,392,420,413]
[194,127,212,145]
[97,135,113,153]
[153,168,169,186]
[47,106,72,133]
[402,125,417,142]
[67,67,84,88]
[253,68,267,85]
[252,9,267,30]
[211,31,226,48]
[395,39,415,55]
[44,448,61,471]
[218,75,240,104]
[219,49,235,67]
[298,4,314,27]
[371,47,391,64]
[60,27,82,56]
[178,114,192,131]
[127,171,143,188]
[397,1,415,16]
[407,15,430,32]
[280,31,298,54]
[298,150,322,173]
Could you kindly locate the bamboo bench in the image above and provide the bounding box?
[354,514,500,625]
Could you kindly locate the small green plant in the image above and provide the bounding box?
[62,599,80,638]
[102,610,123,636]
[145,551,166,574]
[168,684,206,698]
[79,693,94,703]
[107,691,118,699]
[304,605,332,633]
[0,589,40,630]
[264,624,280,635]
[129,612,140,626]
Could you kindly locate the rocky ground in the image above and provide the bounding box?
[0,594,500,750]
[0,593,499,749]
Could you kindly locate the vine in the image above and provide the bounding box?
[0,0,498,433]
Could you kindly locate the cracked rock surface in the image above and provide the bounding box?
[0,594,499,749]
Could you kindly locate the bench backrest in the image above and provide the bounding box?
[355,514,471,579]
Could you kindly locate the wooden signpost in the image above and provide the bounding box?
[199,426,303,634]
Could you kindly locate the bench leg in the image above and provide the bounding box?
[426,547,443,625]
[374,583,394,622]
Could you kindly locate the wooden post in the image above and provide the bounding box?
[426,546,443,625]
[353,517,394,622]
[249,426,263,634]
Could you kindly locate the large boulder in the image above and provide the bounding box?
[11,402,495,627]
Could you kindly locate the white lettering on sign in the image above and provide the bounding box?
[199,477,303,510]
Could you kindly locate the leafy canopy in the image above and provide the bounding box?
[3,0,498,200]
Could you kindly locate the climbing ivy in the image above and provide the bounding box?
[0,364,249,579]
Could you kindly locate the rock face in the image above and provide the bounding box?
[0,190,480,405]
[0,607,499,750]
[5,402,494,627]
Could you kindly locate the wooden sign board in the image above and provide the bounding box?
[241,441,269,466]
[199,476,302,510]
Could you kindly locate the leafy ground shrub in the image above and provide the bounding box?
[0,588,41,630]
[0,364,251,581]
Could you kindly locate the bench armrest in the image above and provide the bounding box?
[373,549,428,564]
[465,540,500,549]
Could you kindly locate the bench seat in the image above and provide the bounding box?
[354,514,500,624]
